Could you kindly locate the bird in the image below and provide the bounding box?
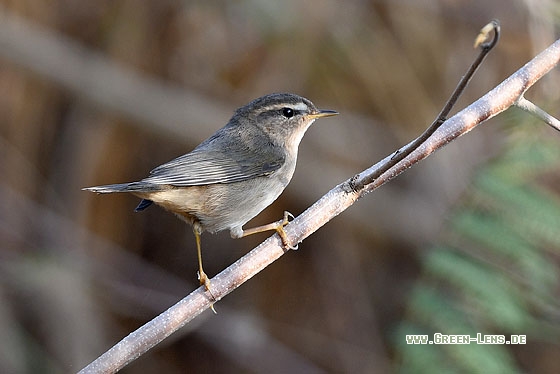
[83,93,338,291]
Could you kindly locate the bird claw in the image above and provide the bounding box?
[198,270,218,314]
[283,211,295,224]
[198,270,210,289]
[276,211,298,250]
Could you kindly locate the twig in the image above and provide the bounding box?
[79,33,560,373]
[515,96,560,131]
[352,19,500,191]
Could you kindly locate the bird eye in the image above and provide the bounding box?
[282,108,294,118]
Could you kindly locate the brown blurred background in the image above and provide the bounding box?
[1,1,560,373]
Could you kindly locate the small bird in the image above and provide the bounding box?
[84,93,337,290]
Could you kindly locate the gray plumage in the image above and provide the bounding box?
[84,93,337,239]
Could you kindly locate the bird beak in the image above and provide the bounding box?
[306,109,339,120]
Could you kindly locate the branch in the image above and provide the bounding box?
[351,20,500,193]
[514,96,560,131]
[79,34,560,373]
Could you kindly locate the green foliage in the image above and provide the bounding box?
[395,132,560,373]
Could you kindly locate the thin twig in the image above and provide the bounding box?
[79,35,560,373]
[352,20,500,191]
[515,96,560,131]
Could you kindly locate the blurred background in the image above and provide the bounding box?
[1,0,560,373]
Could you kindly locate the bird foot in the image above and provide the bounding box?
[275,211,298,250]
[198,270,218,314]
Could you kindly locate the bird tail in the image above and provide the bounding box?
[82,181,162,194]
[82,183,135,194]
[83,183,156,211]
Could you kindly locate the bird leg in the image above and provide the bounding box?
[193,223,211,290]
[240,211,297,249]
[192,223,217,313]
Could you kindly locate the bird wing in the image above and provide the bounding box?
[141,142,285,187]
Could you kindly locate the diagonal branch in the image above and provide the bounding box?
[79,37,560,373]
[351,20,500,193]
[514,96,560,131]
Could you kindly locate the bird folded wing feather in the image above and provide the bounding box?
[143,148,285,186]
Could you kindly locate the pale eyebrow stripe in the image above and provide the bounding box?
[292,102,308,111]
